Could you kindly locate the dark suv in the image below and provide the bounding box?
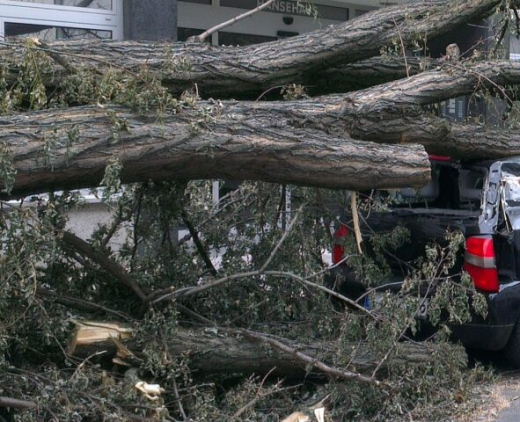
[327,156,520,366]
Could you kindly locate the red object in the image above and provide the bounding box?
[464,236,499,293]
[428,155,452,162]
[332,224,349,264]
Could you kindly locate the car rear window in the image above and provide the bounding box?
[394,164,485,211]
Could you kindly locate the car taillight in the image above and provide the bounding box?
[463,235,499,293]
[428,155,452,162]
[332,224,349,265]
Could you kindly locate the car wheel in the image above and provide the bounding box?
[503,321,520,368]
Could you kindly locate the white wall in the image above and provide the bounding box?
[178,0,411,44]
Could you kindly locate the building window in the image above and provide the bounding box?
[5,0,113,10]
[448,98,456,114]
[5,22,112,40]
[355,9,368,18]
[179,0,211,3]
[277,30,298,39]
[0,0,123,39]
[219,31,276,46]
[457,98,465,119]
[178,27,207,42]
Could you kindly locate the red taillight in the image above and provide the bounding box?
[332,224,349,264]
[463,236,499,293]
[428,155,452,162]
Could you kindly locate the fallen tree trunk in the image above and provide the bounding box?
[0,397,36,410]
[346,60,520,110]
[67,321,440,377]
[0,0,503,98]
[6,52,520,198]
[316,56,438,94]
[0,105,430,198]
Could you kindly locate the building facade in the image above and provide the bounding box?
[176,0,405,45]
[0,0,414,44]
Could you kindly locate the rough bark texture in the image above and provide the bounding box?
[0,0,502,98]
[0,1,519,197]
[6,56,520,198]
[68,322,435,377]
[1,105,431,198]
[316,56,437,94]
[347,60,520,110]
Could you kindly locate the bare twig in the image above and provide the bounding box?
[231,369,280,420]
[187,0,277,43]
[392,17,410,78]
[35,40,77,75]
[493,19,509,56]
[172,378,187,421]
[263,270,377,320]
[513,6,520,36]
[71,351,108,381]
[101,202,126,249]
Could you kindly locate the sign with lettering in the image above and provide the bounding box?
[258,0,313,17]
[220,0,348,21]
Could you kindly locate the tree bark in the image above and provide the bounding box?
[67,321,438,377]
[316,56,437,94]
[1,105,431,198]
[0,0,503,98]
[5,51,520,199]
[346,60,520,110]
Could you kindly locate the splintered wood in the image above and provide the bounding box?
[67,321,132,356]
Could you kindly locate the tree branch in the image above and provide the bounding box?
[146,205,305,305]
[61,231,147,301]
[239,329,386,386]
[0,397,36,410]
[187,0,277,43]
[36,288,133,321]
[0,0,505,98]
[180,207,218,277]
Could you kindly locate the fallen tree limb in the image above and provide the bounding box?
[67,321,439,378]
[239,329,384,386]
[0,0,504,98]
[0,397,36,410]
[61,231,147,301]
[0,105,430,198]
[316,56,437,94]
[6,61,520,199]
[346,60,520,110]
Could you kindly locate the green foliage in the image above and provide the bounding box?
[0,142,16,195]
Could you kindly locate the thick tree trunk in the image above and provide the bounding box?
[1,105,431,198]
[67,321,436,377]
[5,66,520,198]
[316,56,437,94]
[0,0,502,98]
[346,60,520,110]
